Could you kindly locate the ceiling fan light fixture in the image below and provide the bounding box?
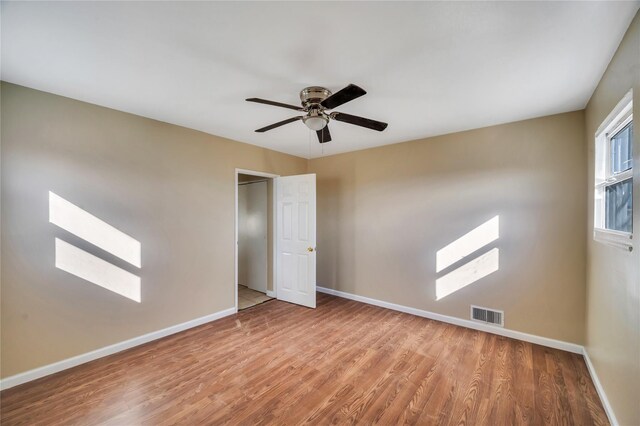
[303,115,328,131]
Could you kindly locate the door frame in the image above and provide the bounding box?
[235,168,279,313]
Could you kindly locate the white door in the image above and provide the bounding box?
[238,181,268,293]
[276,174,316,308]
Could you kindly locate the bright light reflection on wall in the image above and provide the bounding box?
[436,215,499,273]
[49,192,141,267]
[436,248,499,300]
[55,238,141,303]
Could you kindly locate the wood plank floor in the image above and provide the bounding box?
[1,293,608,425]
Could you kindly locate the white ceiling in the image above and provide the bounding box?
[2,2,638,159]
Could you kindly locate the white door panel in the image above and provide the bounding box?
[276,174,316,308]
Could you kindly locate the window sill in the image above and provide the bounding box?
[593,228,633,251]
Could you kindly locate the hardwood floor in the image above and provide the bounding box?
[1,293,607,425]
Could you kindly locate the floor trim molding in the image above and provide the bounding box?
[582,348,619,426]
[317,286,583,353]
[0,307,236,391]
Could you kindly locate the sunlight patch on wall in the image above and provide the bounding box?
[435,248,499,300]
[55,238,141,302]
[436,215,499,273]
[435,215,500,300]
[49,192,141,267]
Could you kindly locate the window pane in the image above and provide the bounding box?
[610,122,633,174]
[605,179,633,233]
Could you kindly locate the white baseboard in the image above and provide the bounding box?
[266,290,276,298]
[582,348,619,426]
[317,286,583,353]
[0,307,236,391]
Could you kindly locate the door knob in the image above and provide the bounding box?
[307,247,314,252]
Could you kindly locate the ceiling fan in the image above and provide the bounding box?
[246,84,388,143]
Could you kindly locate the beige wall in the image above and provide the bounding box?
[584,11,640,426]
[309,110,587,344]
[0,82,307,377]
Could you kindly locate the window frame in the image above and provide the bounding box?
[594,90,633,251]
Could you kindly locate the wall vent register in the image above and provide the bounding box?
[471,305,504,327]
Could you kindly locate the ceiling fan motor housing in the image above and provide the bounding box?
[300,86,332,109]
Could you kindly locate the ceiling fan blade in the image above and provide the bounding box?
[255,116,302,132]
[316,125,332,143]
[331,112,388,132]
[246,98,304,111]
[321,84,367,109]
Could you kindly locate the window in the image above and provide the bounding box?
[594,90,633,251]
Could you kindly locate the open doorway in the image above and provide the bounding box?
[235,169,317,311]
[235,170,277,311]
